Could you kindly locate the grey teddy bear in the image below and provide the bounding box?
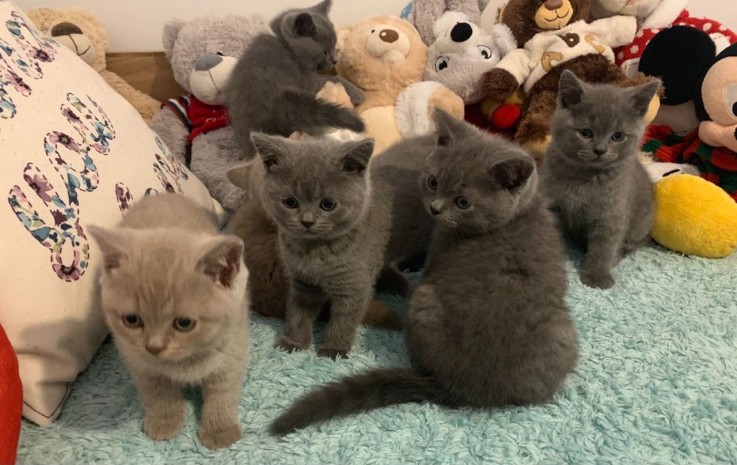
[151,15,269,211]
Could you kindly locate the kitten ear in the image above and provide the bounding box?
[339,139,374,175]
[558,70,585,109]
[434,108,467,147]
[488,156,535,191]
[629,79,661,118]
[293,12,317,37]
[251,132,289,171]
[196,235,244,288]
[87,225,130,272]
[227,162,253,190]
[309,0,332,15]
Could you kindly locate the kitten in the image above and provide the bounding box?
[541,70,659,289]
[269,111,579,435]
[225,197,402,329]
[88,193,248,450]
[227,0,365,160]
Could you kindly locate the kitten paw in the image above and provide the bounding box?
[317,348,349,360]
[275,337,308,353]
[198,423,242,450]
[580,270,615,290]
[143,412,185,441]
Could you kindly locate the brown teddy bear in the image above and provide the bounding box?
[26,8,160,125]
[483,0,657,157]
[337,15,463,154]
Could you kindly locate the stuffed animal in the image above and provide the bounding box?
[482,0,657,158]
[336,15,464,154]
[421,11,522,135]
[26,8,160,125]
[150,15,269,211]
[401,0,487,45]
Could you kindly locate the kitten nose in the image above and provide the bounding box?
[429,206,440,215]
[450,23,473,42]
[145,344,164,355]
[544,0,563,10]
[594,148,607,157]
[379,29,399,43]
[429,200,443,215]
[301,219,315,229]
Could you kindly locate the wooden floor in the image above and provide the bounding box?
[106,52,186,102]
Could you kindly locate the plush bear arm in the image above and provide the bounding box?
[483,68,520,102]
[99,70,161,125]
[151,106,190,165]
[589,16,638,49]
[319,75,365,106]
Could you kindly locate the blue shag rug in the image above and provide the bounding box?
[17,245,737,465]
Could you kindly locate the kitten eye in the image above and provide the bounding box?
[122,314,142,328]
[578,129,594,139]
[319,198,336,211]
[435,56,449,72]
[427,175,438,191]
[173,317,196,332]
[282,197,299,209]
[455,196,471,209]
[477,45,493,60]
[611,131,625,142]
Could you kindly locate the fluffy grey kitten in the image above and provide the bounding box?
[541,70,659,290]
[252,133,392,360]
[227,0,365,160]
[88,194,249,450]
[269,111,578,435]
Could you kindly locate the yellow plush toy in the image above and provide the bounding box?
[26,7,160,125]
[651,174,737,258]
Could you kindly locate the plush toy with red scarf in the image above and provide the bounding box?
[0,323,22,465]
[151,15,270,211]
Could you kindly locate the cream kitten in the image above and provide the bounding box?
[88,193,249,449]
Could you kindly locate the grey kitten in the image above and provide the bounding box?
[227,0,365,160]
[88,194,249,450]
[541,70,659,290]
[269,111,579,435]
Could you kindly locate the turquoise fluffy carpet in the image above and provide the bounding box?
[17,245,737,465]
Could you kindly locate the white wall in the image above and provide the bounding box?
[14,0,737,52]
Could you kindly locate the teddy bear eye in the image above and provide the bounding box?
[477,45,493,60]
[435,56,450,72]
[216,51,224,56]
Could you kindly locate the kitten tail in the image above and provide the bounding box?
[279,89,365,133]
[270,368,442,435]
[362,300,403,331]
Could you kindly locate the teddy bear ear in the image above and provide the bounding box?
[493,23,517,56]
[162,19,186,61]
[336,27,352,53]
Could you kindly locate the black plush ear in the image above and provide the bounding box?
[629,80,661,118]
[309,0,332,15]
[558,70,585,109]
[489,156,535,191]
[293,13,317,37]
[639,26,715,106]
[196,235,244,288]
[87,225,129,272]
[251,133,289,171]
[434,108,468,147]
[339,139,374,175]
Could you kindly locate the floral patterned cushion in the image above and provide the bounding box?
[0,0,223,426]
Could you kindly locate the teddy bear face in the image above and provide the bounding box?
[163,15,268,105]
[500,0,590,45]
[424,12,516,103]
[336,16,427,93]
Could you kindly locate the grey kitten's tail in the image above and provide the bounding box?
[278,89,365,134]
[270,368,443,435]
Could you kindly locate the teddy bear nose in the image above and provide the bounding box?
[50,22,83,37]
[450,22,473,42]
[544,0,564,10]
[194,53,223,71]
[379,29,399,43]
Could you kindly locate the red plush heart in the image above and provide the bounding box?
[0,323,22,465]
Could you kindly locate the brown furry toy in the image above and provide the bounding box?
[26,8,160,125]
[481,0,659,158]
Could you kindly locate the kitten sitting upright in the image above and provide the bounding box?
[541,70,659,289]
[270,112,578,435]
[227,0,365,160]
[88,194,248,450]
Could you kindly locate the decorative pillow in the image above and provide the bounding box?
[0,0,224,426]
